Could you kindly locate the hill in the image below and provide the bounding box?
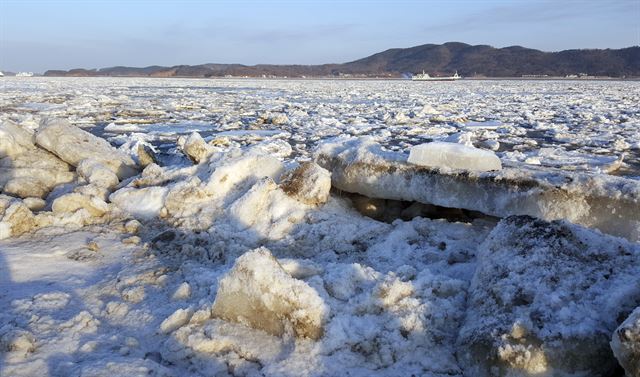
[44,42,640,78]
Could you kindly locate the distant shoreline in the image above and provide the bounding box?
[3,75,639,81]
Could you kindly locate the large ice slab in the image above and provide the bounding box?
[35,118,138,179]
[407,142,502,172]
[315,137,640,241]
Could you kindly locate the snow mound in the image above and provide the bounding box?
[611,306,640,377]
[458,215,640,377]
[35,118,138,179]
[407,142,502,172]
[211,248,329,339]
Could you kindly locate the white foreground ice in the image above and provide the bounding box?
[1,77,639,377]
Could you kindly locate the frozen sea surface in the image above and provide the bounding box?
[1,77,639,176]
[1,77,639,377]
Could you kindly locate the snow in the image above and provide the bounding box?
[407,141,502,172]
[0,77,639,377]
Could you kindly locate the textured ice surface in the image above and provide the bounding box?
[407,142,502,172]
[458,215,640,376]
[1,78,638,177]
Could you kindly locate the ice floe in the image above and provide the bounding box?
[315,137,640,241]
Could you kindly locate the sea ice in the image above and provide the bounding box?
[279,161,331,206]
[0,195,36,239]
[1,77,639,376]
[407,142,502,172]
[77,158,120,189]
[0,121,75,199]
[211,248,329,339]
[315,137,640,241]
[178,131,216,163]
[611,307,640,377]
[458,215,640,377]
[35,118,138,179]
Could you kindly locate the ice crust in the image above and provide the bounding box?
[407,142,502,172]
[1,78,639,377]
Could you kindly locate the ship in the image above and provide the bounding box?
[412,70,460,81]
[0,71,4,77]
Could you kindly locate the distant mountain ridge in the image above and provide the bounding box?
[44,42,640,78]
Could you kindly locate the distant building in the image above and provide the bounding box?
[16,72,34,77]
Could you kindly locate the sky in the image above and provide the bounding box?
[1,0,638,73]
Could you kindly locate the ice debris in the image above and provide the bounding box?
[407,142,502,172]
[611,306,640,377]
[77,159,120,189]
[52,193,109,218]
[457,215,640,377]
[211,248,328,339]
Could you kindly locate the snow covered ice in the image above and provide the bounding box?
[1,77,640,377]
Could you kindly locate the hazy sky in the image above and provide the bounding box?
[1,0,638,72]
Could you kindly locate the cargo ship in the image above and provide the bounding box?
[412,70,460,81]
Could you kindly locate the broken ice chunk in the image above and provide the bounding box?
[279,162,331,206]
[611,306,640,377]
[211,248,328,340]
[109,186,169,219]
[0,195,36,239]
[77,159,120,190]
[407,142,502,172]
[35,118,138,179]
[178,132,216,164]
